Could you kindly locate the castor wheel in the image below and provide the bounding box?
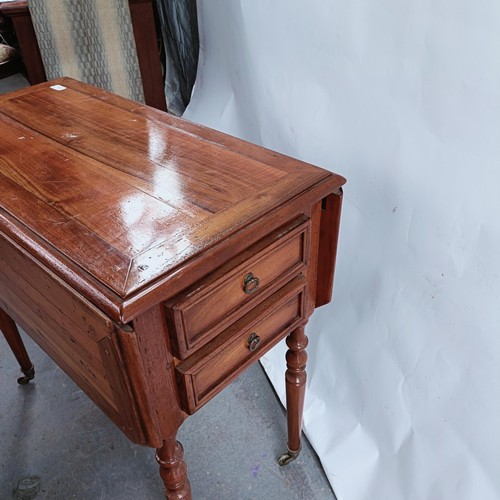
[278,446,301,466]
[17,364,35,385]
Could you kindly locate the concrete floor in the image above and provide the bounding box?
[0,74,336,499]
[0,332,335,500]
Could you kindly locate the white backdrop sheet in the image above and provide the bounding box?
[183,1,500,499]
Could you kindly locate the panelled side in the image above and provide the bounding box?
[316,189,344,307]
[0,232,145,444]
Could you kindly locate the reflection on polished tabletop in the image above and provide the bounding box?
[0,78,345,499]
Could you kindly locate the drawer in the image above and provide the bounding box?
[176,275,306,414]
[165,217,309,359]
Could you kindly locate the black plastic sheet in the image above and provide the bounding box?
[155,0,199,115]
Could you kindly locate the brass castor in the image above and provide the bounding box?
[278,445,301,466]
[17,365,35,385]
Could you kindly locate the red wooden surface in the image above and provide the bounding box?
[0,80,346,498]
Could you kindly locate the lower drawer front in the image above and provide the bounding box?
[176,276,306,414]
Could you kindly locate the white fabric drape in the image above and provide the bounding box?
[184,2,500,499]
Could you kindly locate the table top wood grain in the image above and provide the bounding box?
[0,78,345,322]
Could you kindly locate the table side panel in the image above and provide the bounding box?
[316,189,344,307]
[0,232,144,443]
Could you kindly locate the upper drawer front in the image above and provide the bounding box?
[176,276,306,414]
[165,216,310,359]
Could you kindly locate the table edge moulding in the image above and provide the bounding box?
[0,78,346,499]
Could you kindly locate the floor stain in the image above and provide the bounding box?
[13,476,40,500]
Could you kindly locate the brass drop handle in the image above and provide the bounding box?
[247,332,261,352]
[243,272,260,294]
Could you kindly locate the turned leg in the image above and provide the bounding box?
[0,308,35,385]
[156,437,191,500]
[278,324,308,466]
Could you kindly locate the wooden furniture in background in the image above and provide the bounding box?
[0,0,166,110]
[0,5,23,79]
[0,79,345,499]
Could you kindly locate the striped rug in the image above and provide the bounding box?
[29,0,145,102]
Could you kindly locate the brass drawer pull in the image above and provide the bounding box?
[243,273,260,294]
[247,332,261,352]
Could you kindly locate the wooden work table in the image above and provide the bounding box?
[0,79,345,498]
